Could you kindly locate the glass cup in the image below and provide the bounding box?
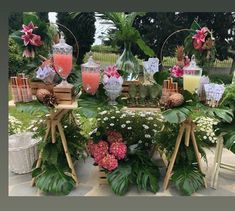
[183,69,202,93]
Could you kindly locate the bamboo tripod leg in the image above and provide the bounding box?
[191,130,207,188]
[57,122,79,185]
[31,120,51,186]
[163,125,185,190]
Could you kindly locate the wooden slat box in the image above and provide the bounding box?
[53,85,75,105]
[30,81,54,95]
[122,80,141,97]
[99,167,108,185]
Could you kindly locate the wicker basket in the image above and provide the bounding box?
[9,132,40,174]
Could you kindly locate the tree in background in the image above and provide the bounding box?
[8,12,23,34]
[37,12,49,23]
[131,12,235,64]
[57,12,96,65]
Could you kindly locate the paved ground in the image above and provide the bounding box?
[9,147,235,196]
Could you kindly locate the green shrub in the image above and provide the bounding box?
[8,37,28,77]
[209,73,232,84]
[91,45,119,54]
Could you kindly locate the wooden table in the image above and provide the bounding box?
[31,101,79,186]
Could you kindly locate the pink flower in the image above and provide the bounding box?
[20,21,38,34]
[22,48,35,58]
[184,56,190,67]
[98,154,118,171]
[171,65,183,77]
[92,140,109,163]
[110,142,127,160]
[87,140,95,156]
[104,65,120,78]
[29,34,42,46]
[107,131,123,143]
[192,27,209,45]
[193,39,202,50]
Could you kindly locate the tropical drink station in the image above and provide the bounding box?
[8,13,235,197]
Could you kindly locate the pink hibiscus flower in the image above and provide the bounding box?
[171,65,183,77]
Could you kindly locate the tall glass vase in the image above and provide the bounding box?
[116,42,141,81]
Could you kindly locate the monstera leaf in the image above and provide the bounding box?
[162,107,191,124]
[153,70,170,85]
[172,165,205,196]
[107,163,132,196]
[33,165,75,195]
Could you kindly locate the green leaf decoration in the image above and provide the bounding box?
[223,130,235,154]
[34,165,75,195]
[132,163,160,193]
[23,12,40,26]
[172,165,204,196]
[107,163,132,196]
[15,101,49,114]
[162,107,191,124]
[136,38,155,57]
[153,70,170,85]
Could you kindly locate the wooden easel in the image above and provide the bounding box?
[163,118,207,190]
[31,102,79,186]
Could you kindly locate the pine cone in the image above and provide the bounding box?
[36,89,57,107]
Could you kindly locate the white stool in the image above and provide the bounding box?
[211,133,235,189]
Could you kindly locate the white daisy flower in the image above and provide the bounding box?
[126,120,131,124]
[110,123,114,127]
[121,124,126,128]
[103,117,108,121]
[127,127,132,130]
[203,136,207,140]
[111,116,115,119]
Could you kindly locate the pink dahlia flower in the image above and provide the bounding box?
[104,65,120,78]
[110,142,127,160]
[99,154,118,171]
[107,131,123,143]
[171,65,183,77]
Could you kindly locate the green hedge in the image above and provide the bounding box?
[91,45,119,54]
[209,73,233,85]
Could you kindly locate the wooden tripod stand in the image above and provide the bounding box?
[163,118,207,190]
[31,102,79,186]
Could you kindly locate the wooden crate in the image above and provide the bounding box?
[99,167,108,185]
[53,85,75,105]
[122,80,141,97]
[30,81,54,95]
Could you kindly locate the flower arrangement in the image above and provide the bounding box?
[103,65,124,105]
[20,21,43,58]
[88,133,127,171]
[95,108,164,148]
[10,12,53,60]
[194,116,219,144]
[184,20,216,67]
[8,115,25,135]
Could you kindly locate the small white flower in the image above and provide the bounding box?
[121,124,126,128]
[142,124,149,129]
[203,136,207,140]
[153,129,157,133]
[127,127,132,130]
[110,123,114,127]
[97,118,101,121]
[116,110,120,114]
[32,127,38,131]
[126,120,131,124]
[104,117,108,121]
[64,125,68,128]
[154,124,157,127]
[111,116,115,119]
[140,113,146,117]
[145,134,151,138]
[138,140,142,143]
[100,111,107,115]
[147,117,154,120]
